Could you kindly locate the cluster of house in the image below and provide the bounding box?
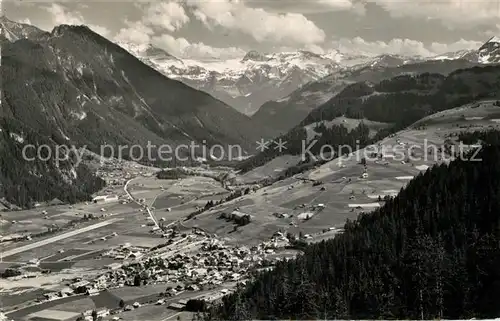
[40,232,291,306]
[101,242,146,261]
[95,159,156,185]
[99,239,275,290]
[41,279,100,301]
[31,229,296,315]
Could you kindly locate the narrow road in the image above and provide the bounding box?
[125,178,195,231]
[124,179,160,229]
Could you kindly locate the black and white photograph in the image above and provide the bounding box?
[1,0,500,320]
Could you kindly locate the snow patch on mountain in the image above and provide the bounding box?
[431,37,500,64]
[477,36,500,64]
[488,36,500,44]
[117,43,360,115]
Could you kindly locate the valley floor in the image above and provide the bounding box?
[2,100,500,321]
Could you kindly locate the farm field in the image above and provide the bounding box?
[3,100,500,321]
[183,101,500,245]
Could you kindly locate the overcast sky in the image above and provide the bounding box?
[3,0,500,60]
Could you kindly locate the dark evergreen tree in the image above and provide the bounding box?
[207,145,500,320]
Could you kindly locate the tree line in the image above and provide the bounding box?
[205,144,500,320]
[238,65,500,174]
[0,118,105,208]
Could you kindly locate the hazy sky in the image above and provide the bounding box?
[3,0,500,60]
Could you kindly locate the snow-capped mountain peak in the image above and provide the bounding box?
[118,43,347,115]
[430,36,500,64]
[478,36,500,64]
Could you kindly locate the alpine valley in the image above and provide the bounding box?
[120,37,500,125]
[0,16,271,208]
[3,8,500,321]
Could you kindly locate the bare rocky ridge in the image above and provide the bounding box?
[120,44,347,116]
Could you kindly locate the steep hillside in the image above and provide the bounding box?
[252,59,479,134]
[0,18,275,207]
[1,21,271,159]
[306,65,499,126]
[241,65,500,171]
[0,118,105,208]
[209,144,500,319]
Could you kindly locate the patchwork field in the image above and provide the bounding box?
[183,100,500,245]
[3,100,500,321]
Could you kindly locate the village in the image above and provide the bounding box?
[4,225,296,321]
[0,127,453,321]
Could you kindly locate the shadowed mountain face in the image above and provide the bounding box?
[251,35,500,135]
[0,17,276,207]
[251,59,480,134]
[240,64,500,172]
[1,20,272,157]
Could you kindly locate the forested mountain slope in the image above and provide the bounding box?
[252,59,479,134]
[1,23,272,157]
[0,119,105,208]
[239,65,500,172]
[209,144,500,320]
[0,21,276,207]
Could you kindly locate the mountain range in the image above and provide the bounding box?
[119,43,352,115]
[240,64,500,172]
[251,37,500,134]
[212,143,500,320]
[121,42,453,116]
[0,15,272,207]
[1,16,271,155]
[120,36,500,131]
